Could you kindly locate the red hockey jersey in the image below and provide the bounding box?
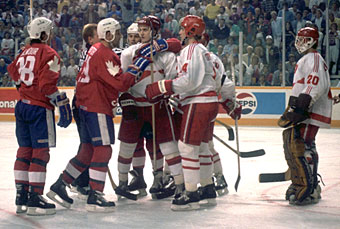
[7,43,60,110]
[76,42,135,117]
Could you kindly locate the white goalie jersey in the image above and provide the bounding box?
[292,52,332,128]
[172,43,219,105]
[120,43,178,107]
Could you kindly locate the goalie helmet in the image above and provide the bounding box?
[127,23,138,34]
[181,15,205,38]
[97,18,121,42]
[27,17,53,40]
[295,27,319,54]
[137,16,161,32]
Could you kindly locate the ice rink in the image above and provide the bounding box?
[0,121,339,229]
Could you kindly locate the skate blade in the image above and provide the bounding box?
[199,198,217,207]
[16,205,27,214]
[137,189,147,197]
[86,204,115,213]
[171,202,200,211]
[27,207,56,216]
[46,191,71,209]
[217,188,229,196]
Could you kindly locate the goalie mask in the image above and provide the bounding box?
[27,17,53,41]
[295,27,319,54]
[97,18,121,43]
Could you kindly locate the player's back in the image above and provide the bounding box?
[7,43,60,110]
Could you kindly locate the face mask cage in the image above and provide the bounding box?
[295,36,316,54]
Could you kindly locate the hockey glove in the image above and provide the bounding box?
[48,91,72,128]
[136,39,169,58]
[221,99,242,120]
[119,92,137,121]
[145,80,173,103]
[127,56,152,81]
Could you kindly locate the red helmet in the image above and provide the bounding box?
[200,32,210,46]
[295,27,319,54]
[137,16,161,31]
[181,15,205,38]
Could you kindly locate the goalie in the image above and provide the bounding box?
[278,27,332,205]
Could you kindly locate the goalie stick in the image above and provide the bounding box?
[107,168,137,201]
[259,169,291,183]
[213,134,265,158]
[215,119,235,141]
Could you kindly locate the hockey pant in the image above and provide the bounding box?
[283,125,314,202]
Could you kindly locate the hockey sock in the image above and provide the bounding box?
[199,142,214,186]
[132,139,146,170]
[14,147,33,189]
[29,148,50,195]
[118,142,137,182]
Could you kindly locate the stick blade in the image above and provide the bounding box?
[228,128,235,141]
[234,175,241,192]
[240,149,265,158]
[115,187,138,201]
[259,170,290,183]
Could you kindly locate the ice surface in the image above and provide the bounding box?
[0,122,339,229]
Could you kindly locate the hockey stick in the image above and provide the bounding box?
[234,118,241,192]
[212,134,265,158]
[259,169,291,183]
[107,168,137,201]
[215,119,234,141]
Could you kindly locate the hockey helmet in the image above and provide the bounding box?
[127,23,139,34]
[27,17,53,40]
[137,16,161,32]
[97,18,121,42]
[181,15,205,38]
[295,27,319,54]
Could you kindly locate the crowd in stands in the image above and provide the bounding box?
[0,0,339,87]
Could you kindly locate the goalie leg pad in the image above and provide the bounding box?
[283,126,313,202]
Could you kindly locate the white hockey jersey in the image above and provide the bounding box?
[173,43,218,105]
[120,43,178,107]
[209,52,236,103]
[292,51,332,128]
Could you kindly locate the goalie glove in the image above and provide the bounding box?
[278,94,311,128]
[119,93,137,121]
[136,39,169,58]
[145,79,173,103]
[221,99,242,120]
[127,56,152,81]
[48,91,72,128]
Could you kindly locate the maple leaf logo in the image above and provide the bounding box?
[48,55,60,73]
[106,61,120,77]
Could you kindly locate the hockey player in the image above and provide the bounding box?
[46,18,150,213]
[145,15,220,211]
[200,33,242,196]
[69,23,100,199]
[117,15,184,200]
[278,27,332,205]
[127,23,141,46]
[7,17,72,216]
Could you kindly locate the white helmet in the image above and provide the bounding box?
[97,18,121,42]
[127,23,138,34]
[27,17,53,40]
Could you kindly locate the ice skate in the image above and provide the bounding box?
[152,178,176,199]
[128,169,147,197]
[171,190,200,211]
[27,192,56,216]
[150,171,164,199]
[116,180,129,200]
[214,174,229,196]
[199,184,217,207]
[47,174,73,208]
[15,184,28,214]
[86,190,115,213]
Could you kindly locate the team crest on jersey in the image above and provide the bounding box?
[236,92,257,115]
[106,61,119,77]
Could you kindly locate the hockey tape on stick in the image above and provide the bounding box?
[258,169,291,183]
[215,119,235,141]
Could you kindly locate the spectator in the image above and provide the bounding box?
[204,0,220,31]
[261,0,276,13]
[215,5,229,24]
[242,0,255,15]
[207,38,219,54]
[47,6,61,27]
[50,30,63,52]
[270,11,283,48]
[330,1,340,18]
[278,2,295,22]
[83,3,100,25]
[313,9,326,34]
[261,64,273,84]
[59,7,71,27]
[272,63,289,86]
[66,58,78,84]
[58,0,70,14]
[329,12,340,30]
[229,6,240,25]
[285,53,296,85]
[189,1,204,16]
[163,14,179,38]
[245,11,256,45]
[175,0,187,11]
[175,7,186,21]
[98,0,108,19]
[254,45,265,64]
[212,18,230,45]
[292,11,306,34]
[285,21,296,54]
[242,45,255,67]
[217,45,225,59]
[325,23,339,75]
[256,15,271,44]
[140,0,156,15]
[0,32,14,55]
[264,35,279,72]
[60,59,67,79]
[223,36,237,56]
[0,58,7,79]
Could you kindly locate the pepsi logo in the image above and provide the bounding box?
[236,92,257,115]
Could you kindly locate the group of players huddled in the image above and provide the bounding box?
[8,12,332,216]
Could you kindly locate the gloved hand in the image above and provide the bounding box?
[119,93,137,121]
[145,80,173,103]
[136,39,169,58]
[127,56,152,81]
[221,99,242,120]
[49,91,72,128]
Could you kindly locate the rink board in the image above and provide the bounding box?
[1,87,340,127]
